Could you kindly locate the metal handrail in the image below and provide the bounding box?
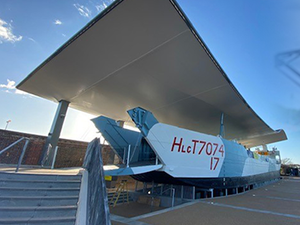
[41,143,59,169]
[161,187,175,208]
[148,187,176,208]
[0,137,26,155]
[0,137,30,172]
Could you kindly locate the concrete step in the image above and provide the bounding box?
[0,196,79,207]
[0,187,80,196]
[0,172,81,181]
[0,172,81,225]
[0,179,81,188]
[0,216,75,225]
[0,205,77,218]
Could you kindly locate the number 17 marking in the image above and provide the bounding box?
[210,157,220,170]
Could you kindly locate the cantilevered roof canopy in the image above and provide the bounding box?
[17,0,287,147]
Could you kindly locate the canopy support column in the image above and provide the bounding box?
[219,113,225,138]
[41,100,69,167]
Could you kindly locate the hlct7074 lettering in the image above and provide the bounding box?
[92,107,282,189]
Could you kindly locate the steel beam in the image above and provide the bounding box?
[41,100,69,166]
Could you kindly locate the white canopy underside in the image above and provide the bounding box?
[17,0,287,147]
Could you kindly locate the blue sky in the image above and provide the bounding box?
[0,0,299,163]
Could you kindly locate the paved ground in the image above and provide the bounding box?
[110,202,165,218]
[0,165,81,175]
[3,166,299,225]
[111,177,300,225]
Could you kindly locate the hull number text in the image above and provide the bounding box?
[171,137,224,170]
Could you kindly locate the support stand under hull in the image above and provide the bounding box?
[131,170,280,189]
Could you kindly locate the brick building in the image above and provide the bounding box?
[0,129,116,168]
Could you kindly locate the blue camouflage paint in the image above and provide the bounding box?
[127,107,158,136]
[94,107,280,187]
[219,138,248,177]
[92,115,156,163]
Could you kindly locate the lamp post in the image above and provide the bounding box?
[5,120,11,130]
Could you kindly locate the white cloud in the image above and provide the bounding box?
[15,89,28,95]
[62,33,66,37]
[54,19,62,25]
[28,37,37,43]
[0,79,15,89]
[73,4,91,18]
[0,18,22,44]
[0,79,31,96]
[95,0,114,13]
[95,4,106,12]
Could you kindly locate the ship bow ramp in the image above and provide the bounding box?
[92,115,162,176]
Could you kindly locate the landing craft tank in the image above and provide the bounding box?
[92,107,281,189]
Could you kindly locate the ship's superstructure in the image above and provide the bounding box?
[93,107,282,189]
